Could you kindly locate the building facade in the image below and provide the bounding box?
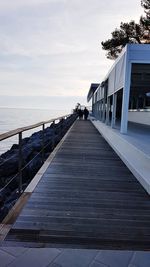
[88,44,150,133]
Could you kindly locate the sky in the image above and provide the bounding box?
[0,0,144,110]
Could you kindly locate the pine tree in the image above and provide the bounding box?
[141,0,150,19]
[101,0,150,59]
[140,0,150,40]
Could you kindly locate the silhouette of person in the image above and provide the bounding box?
[78,109,83,119]
[83,107,89,120]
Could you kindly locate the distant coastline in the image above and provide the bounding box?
[0,95,87,111]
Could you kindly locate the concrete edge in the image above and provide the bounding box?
[91,119,150,195]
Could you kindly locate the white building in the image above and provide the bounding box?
[88,44,150,133]
[87,44,150,194]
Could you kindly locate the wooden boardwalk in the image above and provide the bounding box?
[4,120,150,249]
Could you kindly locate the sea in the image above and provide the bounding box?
[0,107,69,154]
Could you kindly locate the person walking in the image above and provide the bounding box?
[83,107,89,120]
[78,109,83,119]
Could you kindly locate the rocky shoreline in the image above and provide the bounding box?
[0,113,78,221]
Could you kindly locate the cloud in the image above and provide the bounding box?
[0,0,143,109]
[0,0,66,12]
[0,49,111,97]
[0,0,143,56]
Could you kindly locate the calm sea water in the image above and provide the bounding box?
[0,107,69,154]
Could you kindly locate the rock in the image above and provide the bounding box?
[0,113,78,222]
[0,194,5,208]
[0,205,9,221]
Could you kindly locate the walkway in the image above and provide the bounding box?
[92,119,150,194]
[0,247,150,267]
[3,120,150,250]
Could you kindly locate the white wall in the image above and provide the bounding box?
[128,111,150,125]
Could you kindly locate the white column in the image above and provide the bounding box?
[93,104,95,117]
[96,103,98,119]
[102,99,105,122]
[92,96,94,115]
[111,93,117,128]
[97,102,99,120]
[106,97,110,125]
[95,103,97,118]
[97,102,99,119]
[120,62,131,134]
[99,102,101,120]
[99,101,101,120]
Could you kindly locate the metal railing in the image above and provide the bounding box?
[0,113,75,195]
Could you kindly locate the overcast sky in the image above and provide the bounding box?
[0,0,143,109]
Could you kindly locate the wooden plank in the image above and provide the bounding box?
[19,208,150,221]
[4,120,150,249]
[0,193,31,241]
[7,224,150,242]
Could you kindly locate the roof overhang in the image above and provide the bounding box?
[87,83,100,102]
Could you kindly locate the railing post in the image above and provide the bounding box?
[52,120,55,150]
[42,123,45,163]
[60,119,63,137]
[18,132,23,194]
